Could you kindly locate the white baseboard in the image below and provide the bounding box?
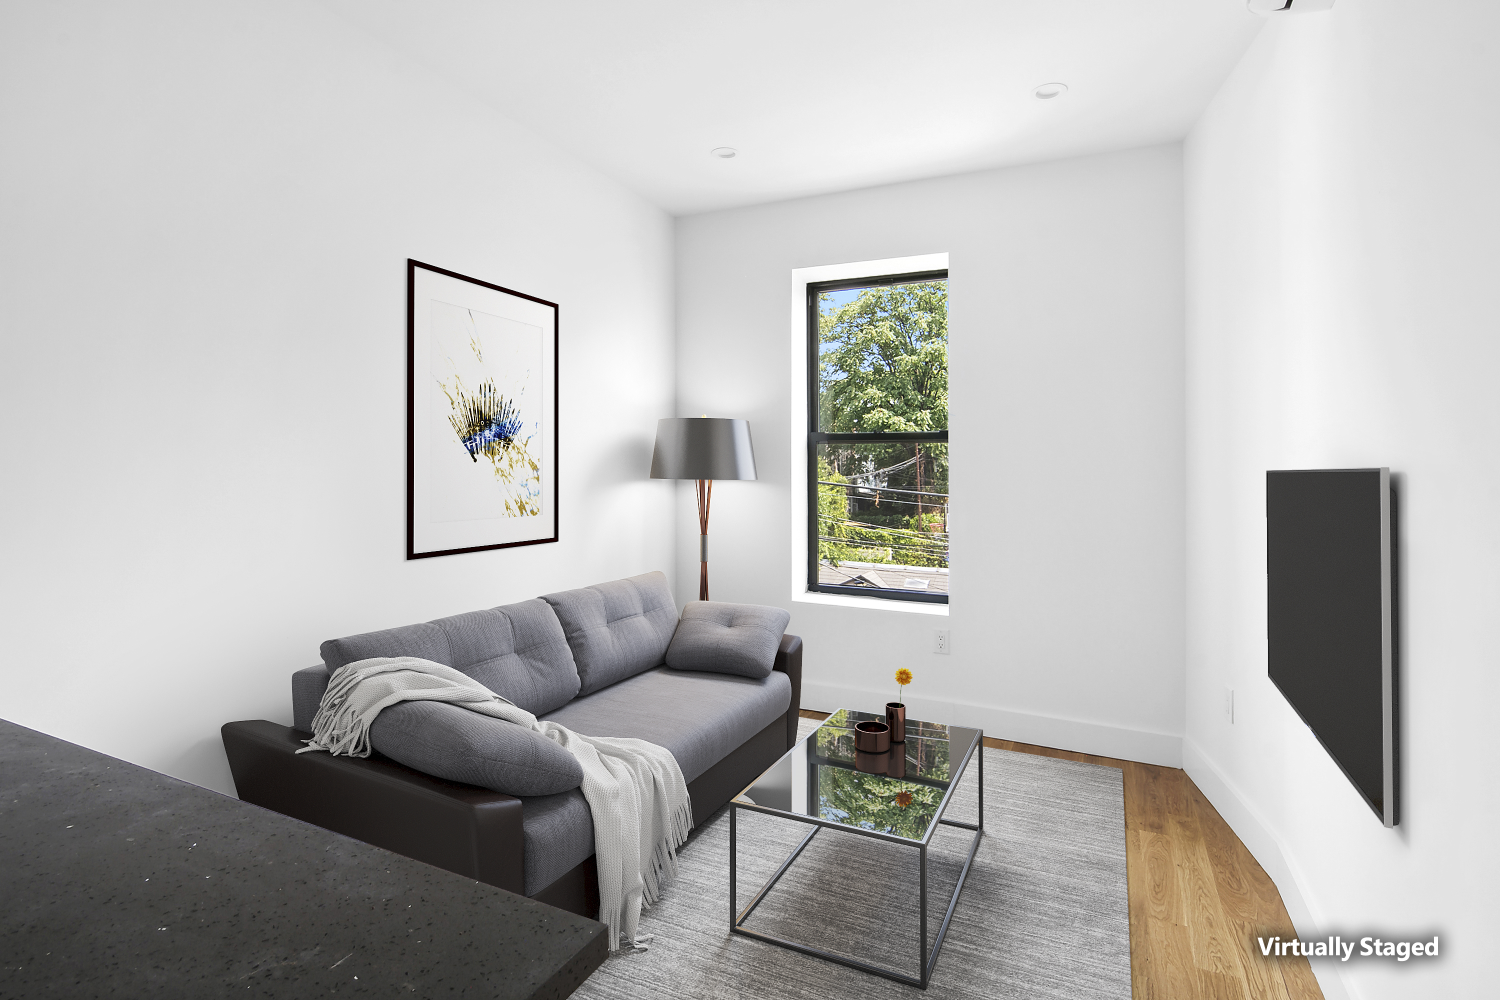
[799,680,1184,768]
[1182,737,1355,1000]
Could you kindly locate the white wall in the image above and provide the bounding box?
[0,1,676,794]
[675,147,1187,764]
[1185,4,1500,998]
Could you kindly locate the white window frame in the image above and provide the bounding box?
[788,253,951,617]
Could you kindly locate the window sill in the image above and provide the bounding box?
[792,590,950,616]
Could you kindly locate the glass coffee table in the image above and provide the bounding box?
[729,709,984,989]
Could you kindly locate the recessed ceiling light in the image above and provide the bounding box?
[710,147,737,159]
[1033,82,1069,100]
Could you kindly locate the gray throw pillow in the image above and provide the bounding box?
[369,700,582,797]
[665,601,791,679]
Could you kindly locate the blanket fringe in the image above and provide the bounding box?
[642,799,694,906]
[297,697,373,757]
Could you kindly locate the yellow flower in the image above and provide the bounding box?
[895,668,913,686]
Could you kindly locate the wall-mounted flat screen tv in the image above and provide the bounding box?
[1266,468,1399,827]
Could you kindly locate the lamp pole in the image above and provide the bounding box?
[696,478,713,601]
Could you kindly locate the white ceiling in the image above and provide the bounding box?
[322,1,1264,216]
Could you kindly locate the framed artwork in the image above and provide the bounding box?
[407,260,558,559]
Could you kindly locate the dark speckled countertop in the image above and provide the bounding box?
[0,719,607,998]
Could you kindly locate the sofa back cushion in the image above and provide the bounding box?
[319,598,580,715]
[541,571,678,696]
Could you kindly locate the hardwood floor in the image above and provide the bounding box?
[797,710,1323,999]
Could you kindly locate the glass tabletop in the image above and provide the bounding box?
[736,709,982,843]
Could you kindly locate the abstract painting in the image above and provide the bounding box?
[408,260,557,558]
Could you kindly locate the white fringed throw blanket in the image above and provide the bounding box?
[298,656,692,951]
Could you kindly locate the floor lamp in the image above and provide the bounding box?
[650,417,757,602]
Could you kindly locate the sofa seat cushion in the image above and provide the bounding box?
[520,667,792,895]
[368,701,583,798]
[317,598,580,716]
[665,601,791,679]
[541,667,791,784]
[540,571,678,696]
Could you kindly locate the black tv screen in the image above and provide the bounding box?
[1266,468,1399,827]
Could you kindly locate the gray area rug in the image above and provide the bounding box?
[573,719,1131,998]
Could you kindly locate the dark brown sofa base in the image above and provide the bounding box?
[222,634,802,918]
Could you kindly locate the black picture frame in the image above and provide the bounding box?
[407,259,559,559]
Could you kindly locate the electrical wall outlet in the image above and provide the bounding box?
[934,630,950,655]
[1225,687,1235,724]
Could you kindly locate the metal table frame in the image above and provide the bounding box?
[728,723,984,989]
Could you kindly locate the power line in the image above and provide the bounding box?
[821,536,948,549]
[839,453,923,483]
[820,525,948,540]
[819,544,948,562]
[817,480,949,500]
[818,534,949,552]
[823,517,948,539]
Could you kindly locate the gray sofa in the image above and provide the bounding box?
[222,571,803,917]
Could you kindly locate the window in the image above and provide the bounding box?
[807,270,949,604]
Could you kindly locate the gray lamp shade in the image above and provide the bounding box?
[650,417,757,481]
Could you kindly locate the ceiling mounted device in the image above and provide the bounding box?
[710,147,737,159]
[1033,82,1069,100]
[1247,0,1334,12]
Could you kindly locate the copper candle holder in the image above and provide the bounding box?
[853,720,891,754]
[886,702,907,743]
